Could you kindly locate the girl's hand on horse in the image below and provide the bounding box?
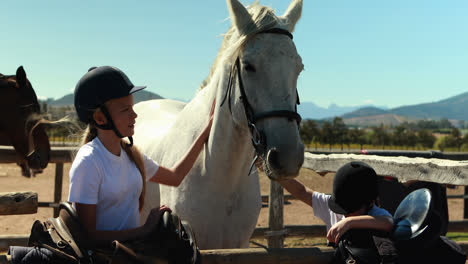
[143,205,172,234]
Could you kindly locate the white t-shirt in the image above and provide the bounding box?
[68,137,159,231]
[312,192,391,232]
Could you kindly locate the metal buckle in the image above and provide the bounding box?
[249,123,262,146]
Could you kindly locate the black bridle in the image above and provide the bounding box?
[220,28,302,172]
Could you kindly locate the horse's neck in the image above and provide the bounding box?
[204,71,256,185]
[210,111,254,179]
[163,65,255,185]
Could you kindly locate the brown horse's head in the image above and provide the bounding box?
[0,66,50,177]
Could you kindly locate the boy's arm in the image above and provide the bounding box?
[327,215,394,244]
[279,179,314,207]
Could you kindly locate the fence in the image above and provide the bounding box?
[2,146,468,260]
[0,146,72,217]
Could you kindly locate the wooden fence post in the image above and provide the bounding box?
[464,186,468,219]
[0,192,38,215]
[53,163,64,217]
[267,180,286,248]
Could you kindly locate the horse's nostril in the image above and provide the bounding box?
[266,149,280,170]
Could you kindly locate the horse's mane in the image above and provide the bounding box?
[0,74,15,88]
[198,1,285,91]
[0,74,13,80]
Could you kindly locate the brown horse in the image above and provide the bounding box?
[0,66,51,177]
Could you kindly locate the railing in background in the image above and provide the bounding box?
[0,146,74,217]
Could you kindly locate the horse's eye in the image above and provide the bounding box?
[244,64,256,73]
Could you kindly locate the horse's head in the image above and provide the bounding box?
[24,114,51,175]
[0,66,51,177]
[220,0,305,180]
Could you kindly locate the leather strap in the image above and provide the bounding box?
[47,218,85,259]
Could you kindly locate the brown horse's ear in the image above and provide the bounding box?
[16,66,27,87]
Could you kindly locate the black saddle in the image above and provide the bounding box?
[114,211,200,264]
[331,188,466,264]
[28,202,200,264]
[28,202,90,263]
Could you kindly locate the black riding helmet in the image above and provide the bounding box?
[74,66,146,146]
[328,161,378,215]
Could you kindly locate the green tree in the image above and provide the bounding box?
[371,124,390,149]
[321,121,334,150]
[450,128,463,151]
[439,118,453,129]
[348,128,367,150]
[462,133,468,150]
[436,136,448,152]
[300,120,320,149]
[417,130,436,149]
[406,130,418,149]
[392,124,408,147]
[332,117,348,151]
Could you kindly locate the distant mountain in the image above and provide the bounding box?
[297,103,385,120]
[343,114,411,127]
[390,91,468,120]
[338,91,468,127]
[41,90,163,106]
[48,94,74,106]
[341,107,389,119]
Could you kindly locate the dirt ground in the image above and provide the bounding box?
[0,163,465,236]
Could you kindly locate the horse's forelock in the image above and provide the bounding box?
[198,2,283,92]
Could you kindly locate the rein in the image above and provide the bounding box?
[220,28,302,174]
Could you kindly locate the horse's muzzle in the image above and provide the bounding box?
[26,150,48,170]
[265,144,304,180]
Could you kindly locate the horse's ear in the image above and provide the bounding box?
[16,66,27,87]
[282,0,303,33]
[226,0,255,36]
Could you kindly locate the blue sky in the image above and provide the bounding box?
[2,1,467,109]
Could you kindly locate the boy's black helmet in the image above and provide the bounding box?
[328,161,378,215]
[74,66,146,124]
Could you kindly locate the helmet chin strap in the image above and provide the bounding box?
[94,105,133,148]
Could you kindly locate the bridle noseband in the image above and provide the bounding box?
[220,28,302,172]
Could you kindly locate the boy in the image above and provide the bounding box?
[279,161,393,244]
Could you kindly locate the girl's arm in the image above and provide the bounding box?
[149,100,215,187]
[327,215,394,244]
[76,203,170,247]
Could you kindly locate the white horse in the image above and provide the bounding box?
[134,0,304,249]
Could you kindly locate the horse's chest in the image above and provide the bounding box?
[225,192,243,216]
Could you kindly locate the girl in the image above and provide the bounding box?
[69,66,213,246]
